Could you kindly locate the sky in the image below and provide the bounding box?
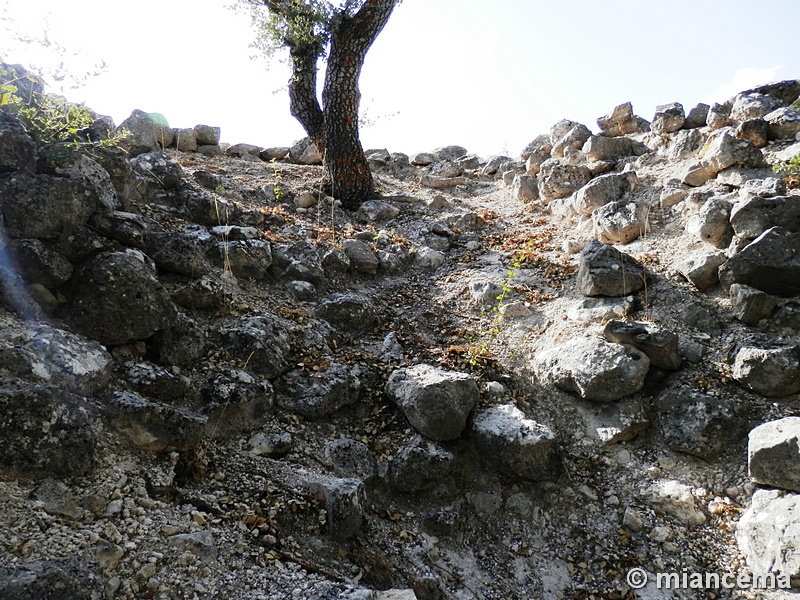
[1,0,799,157]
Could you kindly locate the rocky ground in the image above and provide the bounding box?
[1,63,800,599]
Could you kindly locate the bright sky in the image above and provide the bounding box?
[1,0,798,157]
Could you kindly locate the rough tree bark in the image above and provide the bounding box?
[263,0,397,210]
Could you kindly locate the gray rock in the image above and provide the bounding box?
[744,79,800,105]
[380,331,405,363]
[277,361,360,419]
[521,134,553,171]
[321,246,351,273]
[217,239,273,280]
[342,239,379,275]
[0,379,95,477]
[168,531,217,564]
[656,387,741,459]
[719,227,800,296]
[511,174,538,201]
[92,146,135,210]
[259,146,290,161]
[533,336,650,402]
[537,159,592,202]
[387,436,455,493]
[248,431,293,458]
[551,123,592,158]
[193,124,221,146]
[7,239,73,287]
[216,315,292,379]
[729,284,778,325]
[576,240,647,297]
[36,478,83,519]
[120,361,195,404]
[678,301,724,335]
[597,102,649,137]
[434,145,468,160]
[59,154,119,212]
[593,200,649,245]
[175,127,198,152]
[0,172,97,239]
[0,111,36,174]
[431,159,463,178]
[573,172,637,216]
[199,369,274,434]
[735,119,769,148]
[471,404,561,481]
[650,102,685,134]
[707,102,731,129]
[730,196,800,241]
[664,129,704,161]
[577,397,649,444]
[146,231,212,277]
[765,107,800,140]
[414,246,446,270]
[748,418,800,492]
[181,189,239,226]
[685,197,733,248]
[680,160,717,187]
[227,142,263,160]
[683,103,710,129]
[646,480,706,527]
[63,250,177,346]
[386,364,478,441]
[287,279,316,300]
[152,313,207,367]
[700,127,765,174]
[739,176,786,198]
[130,150,183,191]
[567,296,634,322]
[88,210,152,249]
[358,200,400,222]
[0,321,112,394]
[602,320,681,370]
[410,152,438,166]
[301,472,365,540]
[116,109,158,156]
[731,93,783,122]
[294,191,317,208]
[733,345,800,398]
[325,438,376,480]
[582,134,648,161]
[0,551,104,600]
[736,489,800,582]
[315,294,376,333]
[675,251,726,291]
[271,241,324,284]
[103,391,207,452]
[469,280,503,306]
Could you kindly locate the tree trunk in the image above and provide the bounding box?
[320,0,396,209]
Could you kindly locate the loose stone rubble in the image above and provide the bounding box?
[1,60,800,599]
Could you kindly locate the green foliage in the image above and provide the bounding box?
[773,153,800,177]
[791,97,800,112]
[1,65,123,155]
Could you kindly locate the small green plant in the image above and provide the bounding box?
[270,158,286,202]
[1,65,123,155]
[774,153,800,177]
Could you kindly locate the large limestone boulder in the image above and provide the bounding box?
[0,551,104,600]
[596,102,649,137]
[0,379,95,477]
[471,404,561,481]
[699,127,765,175]
[650,102,685,134]
[216,315,292,379]
[0,173,98,239]
[592,200,649,245]
[277,361,361,419]
[385,364,478,441]
[685,197,733,248]
[62,250,177,346]
[748,418,800,492]
[736,489,800,583]
[576,241,647,297]
[115,109,159,156]
[537,159,592,202]
[730,196,800,241]
[719,227,800,296]
[733,345,800,398]
[573,172,638,216]
[533,336,650,402]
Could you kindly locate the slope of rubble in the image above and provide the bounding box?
[1,62,800,599]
